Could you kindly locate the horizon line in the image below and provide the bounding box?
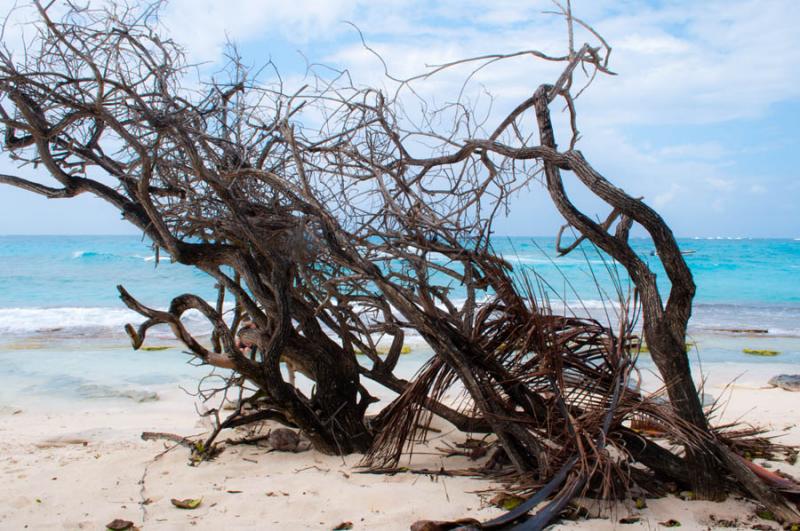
[1,233,798,240]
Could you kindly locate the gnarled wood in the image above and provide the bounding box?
[2,2,796,528]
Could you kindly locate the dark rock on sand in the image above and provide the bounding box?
[768,375,800,392]
[258,428,311,452]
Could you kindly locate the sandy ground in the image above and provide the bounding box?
[0,379,799,530]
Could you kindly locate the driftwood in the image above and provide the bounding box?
[141,431,196,449]
[1,1,798,529]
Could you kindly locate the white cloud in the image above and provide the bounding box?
[1,0,798,236]
[653,183,682,208]
[158,0,360,62]
[85,0,798,132]
[657,142,730,161]
[6,0,797,127]
[705,177,735,191]
[616,32,692,55]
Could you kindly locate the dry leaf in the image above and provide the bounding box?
[171,498,202,509]
[410,519,481,531]
[489,492,524,510]
[106,519,134,531]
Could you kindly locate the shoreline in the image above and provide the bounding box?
[2,330,799,406]
[1,323,798,529]
[0,332,799,529]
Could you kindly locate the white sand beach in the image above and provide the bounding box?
[1,345,799,530]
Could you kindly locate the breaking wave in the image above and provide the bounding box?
[72,250,158,262]
[0,306,213,338]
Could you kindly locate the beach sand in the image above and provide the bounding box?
[1,344,799,530]
[0,386,506,530]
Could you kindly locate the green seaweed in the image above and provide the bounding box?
[355,345,412,356]
[742,349,780,356]
[501,496,523,510]
[490,493,524,510]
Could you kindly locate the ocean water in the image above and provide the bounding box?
[1,235,799,337]
[1,235,798,402]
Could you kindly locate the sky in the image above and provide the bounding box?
[0,0,798,237]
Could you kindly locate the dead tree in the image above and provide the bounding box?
[0,0,493,454]
[1,2,798,528]
[0,1,375,453]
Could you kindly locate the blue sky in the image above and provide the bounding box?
[1,0,798,237]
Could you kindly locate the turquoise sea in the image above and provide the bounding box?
[1,235,799,404]
[2,235,799,335]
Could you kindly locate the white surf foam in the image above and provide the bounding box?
[73,250,161,262]
[0,306,213,337]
